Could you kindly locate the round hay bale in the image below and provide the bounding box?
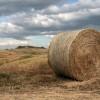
[48,29,100,81]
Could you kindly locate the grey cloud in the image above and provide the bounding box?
[40,0,100,15]
[0,0,100,41]
[1,11,100,40]
[0,0,63,16]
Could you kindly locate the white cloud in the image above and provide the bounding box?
[48,5,59,12]
[0,0,100,48]
[0,22,23,33]
[41,5,60,14]
[45,35,55,38]
[0,38,29,46]
[25,14,60,28]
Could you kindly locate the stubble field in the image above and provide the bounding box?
[0,47,99,100]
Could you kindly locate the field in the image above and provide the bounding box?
[0,47,99,100]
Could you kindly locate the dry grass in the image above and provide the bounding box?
[0,47,99,99]
[0,48,59,93]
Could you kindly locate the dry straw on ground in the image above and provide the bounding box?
[48,29,100,81]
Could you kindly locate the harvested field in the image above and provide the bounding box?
[0,47,99,100]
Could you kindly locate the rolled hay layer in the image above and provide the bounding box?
[48,29,100,81]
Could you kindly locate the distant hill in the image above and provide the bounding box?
[16,46,45,49]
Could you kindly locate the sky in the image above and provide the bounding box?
[0,0,100,49]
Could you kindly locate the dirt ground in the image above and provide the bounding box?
[0,48,99,100]
[0,89,100,100]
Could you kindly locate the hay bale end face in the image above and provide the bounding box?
[48,29,100,81]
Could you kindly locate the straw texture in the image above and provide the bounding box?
[48,29,100,81]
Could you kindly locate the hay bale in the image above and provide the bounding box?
[48,29,100,81]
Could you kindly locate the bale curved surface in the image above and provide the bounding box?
[48,29,100,81]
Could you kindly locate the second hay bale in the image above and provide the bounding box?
[48,29,100,81]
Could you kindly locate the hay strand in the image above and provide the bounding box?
[48,29,100,81]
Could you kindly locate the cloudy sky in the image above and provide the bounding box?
[0,0,100,49]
